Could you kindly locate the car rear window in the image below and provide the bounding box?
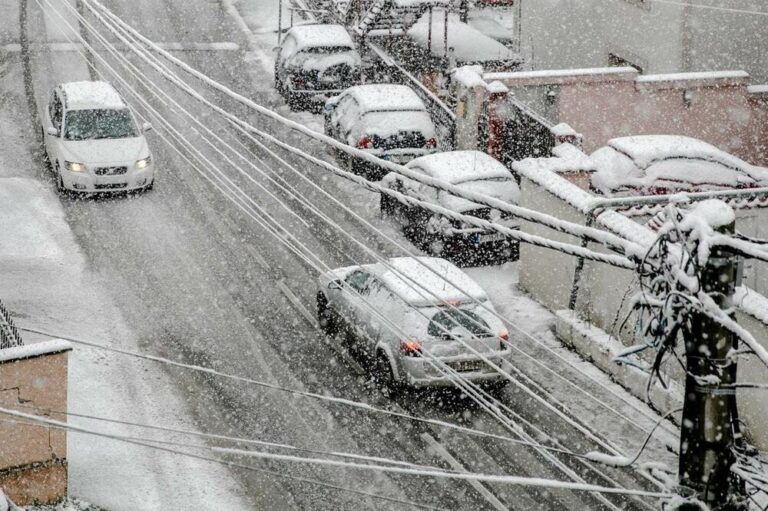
[427,309,491,338]
[64,108,139,141]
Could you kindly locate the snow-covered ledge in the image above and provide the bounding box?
[555,310,683,421]
[0,339,72,363]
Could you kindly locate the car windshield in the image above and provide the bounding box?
[428,309,491,338]
[64,108,138,141]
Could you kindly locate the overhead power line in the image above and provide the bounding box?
[0,406,671,498]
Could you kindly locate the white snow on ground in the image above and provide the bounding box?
[0,179,252,508]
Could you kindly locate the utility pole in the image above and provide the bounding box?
[678,212,745,510]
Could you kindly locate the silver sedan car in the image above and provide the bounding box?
[316,256,512,390]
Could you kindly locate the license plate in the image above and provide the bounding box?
[449,360,484,372]
[474,233,506,245]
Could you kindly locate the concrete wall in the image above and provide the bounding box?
[0,341,71,505]
[518,174,768,447]
[518,0,768,84]
[488,68,768,166]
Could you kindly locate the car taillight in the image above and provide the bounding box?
[400,340,422,357]
[499,329,509,341]
[357,137,373,149]
[424,137,437,149]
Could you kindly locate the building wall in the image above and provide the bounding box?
[518,0,768,83]
[0,343,70,505]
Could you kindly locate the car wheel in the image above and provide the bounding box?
[55,167,65,193]
[316,292,336,336]
[143,180,154,193]
[375,351,401,396]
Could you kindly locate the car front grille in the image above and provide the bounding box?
[95,183,127,190]
[94,166,128,176]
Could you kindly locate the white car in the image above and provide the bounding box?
[42,81,155,194]
[590,135,768,196]
[274,24,362,111]
[317,256,511,389]
[381,151,520,262]
[324,84,438,180]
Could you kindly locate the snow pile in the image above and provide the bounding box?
[287,24,354,50]
[451,65,485,88]
[345,83,427,112]
[0,339,71,363]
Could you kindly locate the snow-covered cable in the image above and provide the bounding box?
[0,407,669,497]
[0,407,446,510]
[85,0,643,258]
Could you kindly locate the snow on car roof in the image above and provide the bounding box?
[60,81,126,110]
[287,24,354,50]
[607,135,749,170]
[344,84,427,113]
[591,135,768,194]
[407,151,512,184]
[372,257,487,307]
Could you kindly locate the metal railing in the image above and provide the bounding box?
[0,299,22,349]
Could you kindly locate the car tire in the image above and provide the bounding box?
[55,166,65,194]
[375,351,401,396]
[143,180,154,193]
[317,292,336,336]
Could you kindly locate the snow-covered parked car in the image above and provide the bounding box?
[42,81,154,194]
[380,151,520,263]
[316,256,511,390]
[323,84,438,179]
[274,24,361,110]
[590,135,768,196]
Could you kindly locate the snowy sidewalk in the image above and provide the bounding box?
[0,179,252,508]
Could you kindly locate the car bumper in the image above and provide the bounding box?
[62,165,155,193]
[399,350,511,388]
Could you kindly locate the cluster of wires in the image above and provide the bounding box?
[16,0,696,507]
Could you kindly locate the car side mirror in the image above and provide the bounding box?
[142,122,153,132]
[46,127,59,137]
[328,280,342,290]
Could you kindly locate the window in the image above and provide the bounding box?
[51,94,63,131]
[344,270,370,293]
[63,108,139,141]
[428,309,491,338]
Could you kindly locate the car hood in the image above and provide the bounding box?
[61,136,148,164]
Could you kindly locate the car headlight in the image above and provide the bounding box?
[65,161,85,172]
[136,156,152,169]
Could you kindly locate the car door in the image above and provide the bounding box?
[276,35,297,85]
[330,95,355,141]
[338,269,371,338]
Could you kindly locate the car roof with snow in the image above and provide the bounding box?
[60,81,126,111]
[287,24,354,50]
[591,135,768,194]
[406,151,512,184]
[606,135,749,170]
[343,84,427,113]
[370,257,487,307]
